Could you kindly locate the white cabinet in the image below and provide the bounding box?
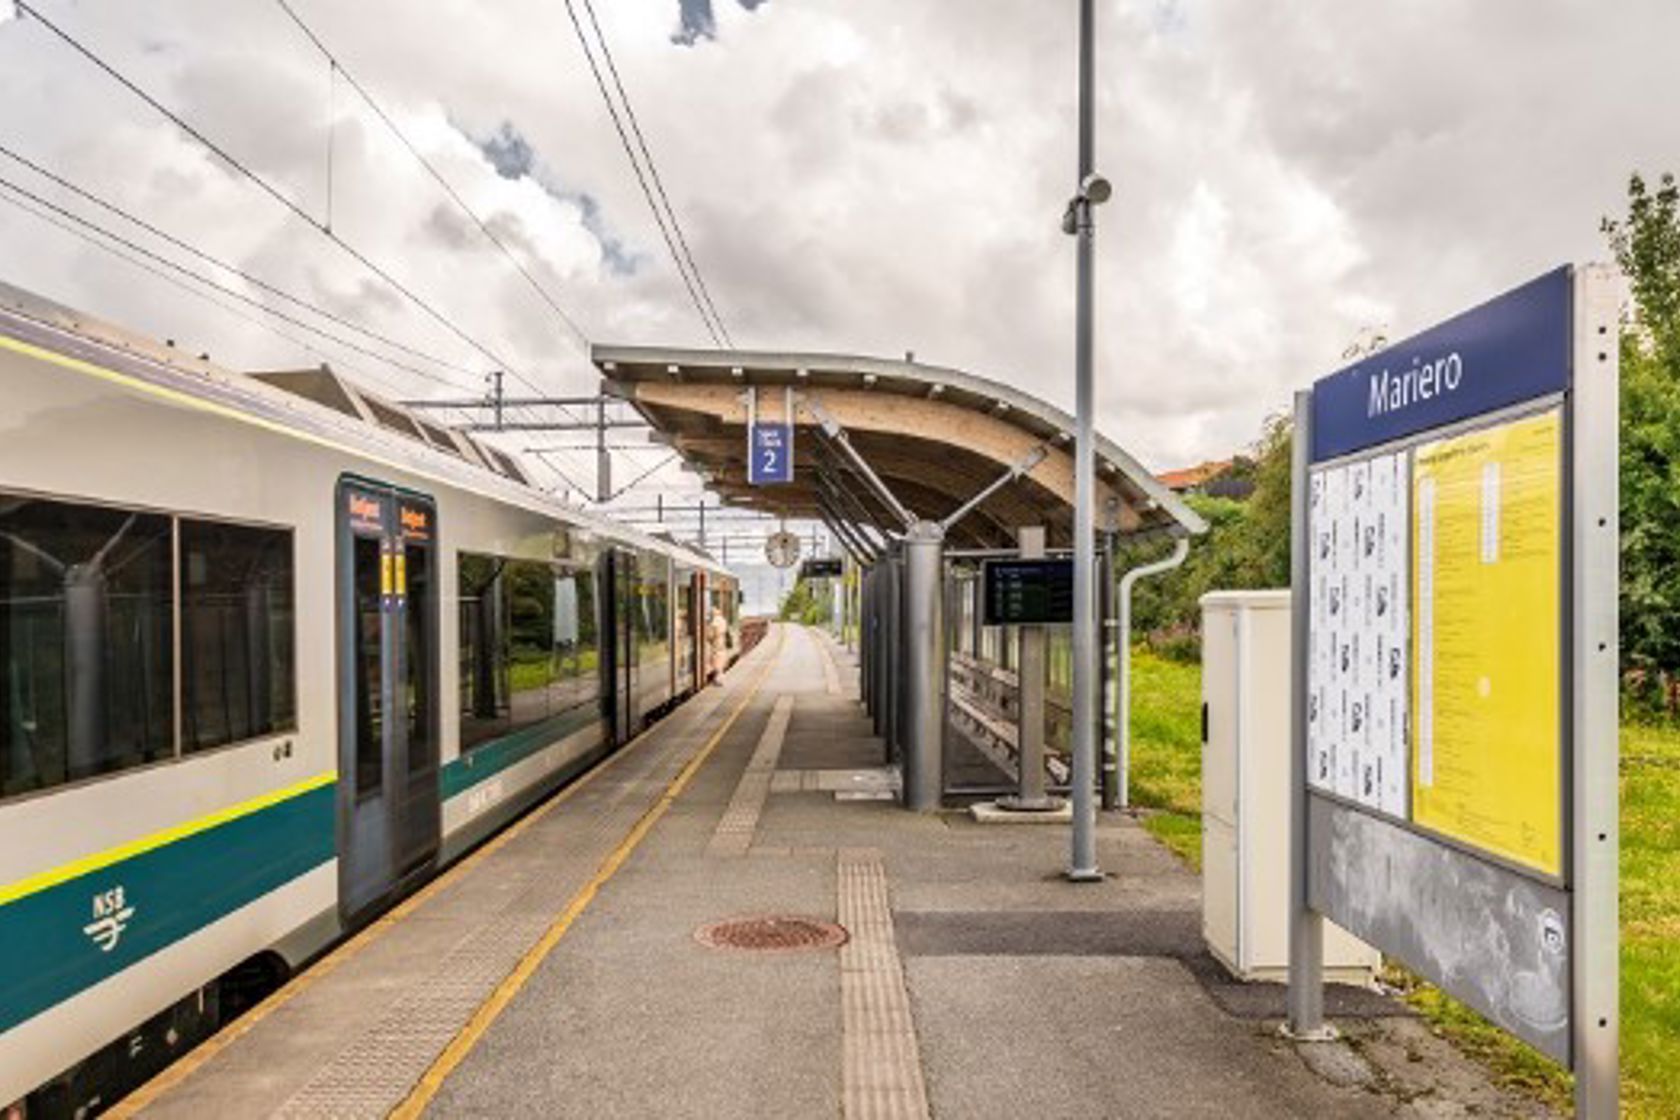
[1199,590,1379,985]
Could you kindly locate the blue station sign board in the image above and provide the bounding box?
[1310,266,1572,462]
[748,421,794,485]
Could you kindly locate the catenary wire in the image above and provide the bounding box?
[577,0,732,346]
[0,143,488,383]
[559,0,724,348]
[269,0,591,350]
[13,0,554,398]
[0,186,431,400]
[0,172,474,393]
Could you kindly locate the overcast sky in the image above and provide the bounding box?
[2,0,1676,501]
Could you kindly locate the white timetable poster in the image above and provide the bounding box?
[1307,451,1409,816]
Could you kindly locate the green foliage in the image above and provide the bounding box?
[1125,414,1293,644]
[1606,173,1680,711]
[778,577,832,626]
[1604,172,1680,354]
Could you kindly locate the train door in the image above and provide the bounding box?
[335,479,440,923]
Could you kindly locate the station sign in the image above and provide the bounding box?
[981,559,1073,626]
[1310,266,1571,461]
[1291,265,1618,1114]
[748,423,793,485]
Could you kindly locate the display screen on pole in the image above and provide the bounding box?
[749,422,793,484]
[982,559,1073,626]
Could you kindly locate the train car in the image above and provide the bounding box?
[0,283,738,1117]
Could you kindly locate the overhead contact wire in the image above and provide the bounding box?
[578,0,732,347]
[270,0,592,350]
[559,0,724,348]
[14,0,550,397]
[0,144,485,383]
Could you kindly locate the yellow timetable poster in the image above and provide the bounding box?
[1411,408,1561,876]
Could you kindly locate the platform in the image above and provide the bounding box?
[112,625,1552,1120]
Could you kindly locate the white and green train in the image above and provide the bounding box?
[0,284,739,1117]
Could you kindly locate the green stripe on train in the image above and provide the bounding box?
[0,782,335,1036]
[439,706,604,801]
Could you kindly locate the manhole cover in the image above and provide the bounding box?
[694,914,849,953]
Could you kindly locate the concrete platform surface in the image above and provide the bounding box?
[119,624,1557,1119]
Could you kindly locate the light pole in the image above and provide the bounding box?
[1065,0,1111,882]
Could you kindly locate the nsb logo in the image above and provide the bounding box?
[83,886,136,953]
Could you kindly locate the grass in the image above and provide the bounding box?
[1125,647,1680,1116]
[1125,649,1203,868]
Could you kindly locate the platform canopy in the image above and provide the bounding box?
[594,345,1205,552]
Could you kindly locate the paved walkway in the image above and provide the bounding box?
[121,624,1553,1119]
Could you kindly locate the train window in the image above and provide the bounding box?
[458,553,509,751]
[550,568,600,714]
[352,536,383,797]
[505,559,556,728]
[1,493,174,798]
[405,543,433,772]
[179,520,296,753]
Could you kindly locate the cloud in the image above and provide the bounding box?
[0,0,1675,497]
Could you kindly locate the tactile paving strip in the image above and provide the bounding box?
[267,682,742,1120]
[707,694,794,857]
[837,848,931,1120]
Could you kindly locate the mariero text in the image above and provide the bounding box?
[1367,352,1463,418]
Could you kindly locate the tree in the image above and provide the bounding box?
[1605,172,1680,706]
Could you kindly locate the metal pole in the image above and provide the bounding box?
[1569,263,1620,1118]
[1067,0,1101,882]
[1285,388,1329,1038]
[902,522,945,810]
[1112,536,1190,809]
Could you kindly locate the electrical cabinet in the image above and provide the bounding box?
[1199,590,1379,984]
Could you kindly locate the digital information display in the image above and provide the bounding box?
[800,558,844,579]
[982,559,1073,626]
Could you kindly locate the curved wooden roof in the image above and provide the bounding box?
[594,345,1205,551]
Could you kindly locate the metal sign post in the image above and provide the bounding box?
[1286,265,1619,1118]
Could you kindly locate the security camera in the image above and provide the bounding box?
[1081,173,1113,205]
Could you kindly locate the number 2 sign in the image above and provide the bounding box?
[749,422,793,484]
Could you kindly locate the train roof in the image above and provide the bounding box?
[0,280,736,579]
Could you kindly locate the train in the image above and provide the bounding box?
[0,282,740,1117]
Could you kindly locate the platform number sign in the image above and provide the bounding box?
[750,422,793,485]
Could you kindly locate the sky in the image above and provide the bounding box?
[1,0,1676,521]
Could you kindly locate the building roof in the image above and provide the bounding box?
[1156,459,1233,492]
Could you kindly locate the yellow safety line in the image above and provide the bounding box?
[389,628,784,1119]
[0,771,337,908]
[106,635,777,1119]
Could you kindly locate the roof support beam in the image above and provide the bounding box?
[804,395,917,531]
[940,443,1049,536]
